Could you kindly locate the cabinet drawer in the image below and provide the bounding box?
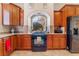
[22,35,31,38]
[23,37,31,40]
[53,35,65,38]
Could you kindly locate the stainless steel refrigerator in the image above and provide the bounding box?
[67,16,79,52]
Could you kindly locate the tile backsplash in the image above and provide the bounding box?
[0,25,10,33]
[0,25,29,33]
[14,26,28,33]
[0,25,54,34]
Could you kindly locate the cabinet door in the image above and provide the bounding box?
[20,9,24,25]
[2,4,20,26]
[52,38,59,49]
[10,36,14,52]
[67,6,75,16]
[10,36,16,50]
[47,36,53,49]
[0,39,3,56]
[22,35,32,49]
[13,36,17,50]
[61,7,68,32]
[16,35,31,50]
[26,38,31,49]
[10,4,20,25]
[60,38,66,49]
[54,11,62,27]
[16,35,21,49]
[75,6,79,16]
[2,4,10,25]
[21,37,27,49]
[22,37,31,50]
[3,37,12,56]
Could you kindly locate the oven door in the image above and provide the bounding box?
[32,34,47,51]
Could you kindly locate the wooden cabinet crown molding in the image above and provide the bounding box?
[55,4,79,11]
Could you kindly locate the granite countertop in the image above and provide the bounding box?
[0,33,30,38]
[0,33,66,39]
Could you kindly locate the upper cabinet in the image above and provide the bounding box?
[61,5,79,17]
[9,4,20,26]
[67,6,75,16]
[20,9,24,25]
[54,11,62,27]
[75,6,79,16]
[2,3,24,26]
[60,5,79,32]
[2,4,10,25]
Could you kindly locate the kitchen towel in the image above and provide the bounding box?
[5,39,11,52]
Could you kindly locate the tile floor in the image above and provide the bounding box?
[10,50,79,56]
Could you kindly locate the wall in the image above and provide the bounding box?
[54,3,65,11]
[0,4,2,25]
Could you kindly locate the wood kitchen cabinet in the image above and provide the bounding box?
[3,37,12,56]
[10,35,17,50]
[9,4,20,25]
[10,36,14,52]
[47,34,66,49]
[2,3,23,26]
[16,35,21,49]
[67,6,75,16]
[61,6,68,32]
[47,35,53,49]
[2,4,10,25]
[75,6,79,16]
[0,39,3,56]
[54,11,62,27]
[61,5,75,32]
[20,9,24,25]
[16,35,32,50]
[52,37,59,49]
[60,37,66,48]
[0,37,13,56]
[21,35,31,50]
[61,5,79,32]
[53,35,66,49]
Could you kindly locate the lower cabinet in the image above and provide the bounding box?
[0,39,3,56]
[0,37,13,56]
[47,35,53,49]
[10,35,17,50]
[3,37,12,56]
[0,34,32,56]
[52,38,59,49]
[0,34,66,56]
[47,34,66,49]
[16,35,21,49]
[59,37,66,48]
[16,35,32,50]
[21,35,31,49]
